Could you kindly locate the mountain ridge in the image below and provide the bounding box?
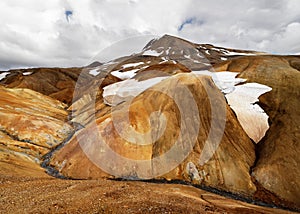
[0,34,299,212]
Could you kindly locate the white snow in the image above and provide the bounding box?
[143,49,162,57]
[122,62,144,68]
[111,69,140,80]
[205,50,210,55]
[184,50,204,59]
[225,83,272,142]
[23,72,33,76]
[159,57,168,64]
[140,65,150,70]
[211,47,256,56]
[103,77,168,106]
[192,70,272,142]
[196,51,204,58]
[211,47,228,52]
[89,67,101,76]
[0,72,9,81]
[224,51,256,56]
[166,47,171,55]
[192,71,246,93]
[221,57,227,61]
[226,83,272,104]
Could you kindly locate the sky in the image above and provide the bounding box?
[0,0,300,70]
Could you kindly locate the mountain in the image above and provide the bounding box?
[0,85,73,178]
[51,73,257,197]
[0,34,299,212]
[215,55,300,208]
[0,67,93,105]
[140,34,265,68]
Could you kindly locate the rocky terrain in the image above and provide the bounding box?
[0,34,299,213]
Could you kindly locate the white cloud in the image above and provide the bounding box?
[0,0,299,70]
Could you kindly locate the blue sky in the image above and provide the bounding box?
[178,18,195,31]
[65,10,73,22]
[0,0,300,70]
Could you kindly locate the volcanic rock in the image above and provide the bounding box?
[0,67,92,105]
[0,85,73,177]
[140,34,264,68]
[214,55,300,208]
[50,73,256,198]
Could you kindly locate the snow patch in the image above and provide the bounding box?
[143,49,162,57]
[111,69,140,80]
[193,60,202,63]
[0,72,9,81]
[225,83,272,142]
[89,68,101,76]
[211,47,256,56]
[23,72,33,76]
[224,51,256,56]
[166,47,171,55]
[192,71,245,93]
[103,77,168,106]
[197,51,204,58]
[192,70,272,142]
[159,57,168,64]
[122,62,144,68]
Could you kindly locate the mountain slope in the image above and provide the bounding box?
[214,55,300,208]
[0,35,299,212]
[0,85,73,178]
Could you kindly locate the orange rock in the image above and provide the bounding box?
[0,67,91,105]
[215,55,300,209]
[0,85,73,177]
[50,73,256,198]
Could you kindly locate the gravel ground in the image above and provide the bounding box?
[0,174,294,214]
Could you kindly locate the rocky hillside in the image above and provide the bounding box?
[0,34,299,213]
[0,85,73,177]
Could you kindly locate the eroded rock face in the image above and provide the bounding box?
[50,73,256,198]
[214,55,300,208]
[0,67,92,105]
[0,85,73,177]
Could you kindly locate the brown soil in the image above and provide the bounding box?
[0,173,294,214]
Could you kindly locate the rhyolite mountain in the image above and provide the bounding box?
[0,34,299,213]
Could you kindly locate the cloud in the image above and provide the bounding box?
[0,0,299,70]
[178,0,300,53]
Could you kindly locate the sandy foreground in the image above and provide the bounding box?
[0,172,295,214]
